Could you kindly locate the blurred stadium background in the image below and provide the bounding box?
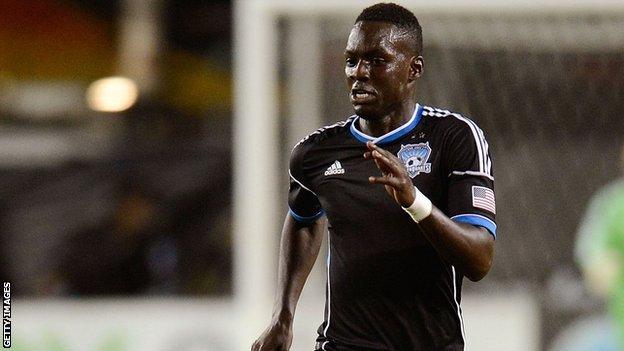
[2,0,624,350]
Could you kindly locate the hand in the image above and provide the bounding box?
[364,141,415,207]
[251,319,293,351]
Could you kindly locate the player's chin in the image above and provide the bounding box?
[352,104,381,120]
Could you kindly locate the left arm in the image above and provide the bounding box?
[365,141,494,282]
[417,209,493,281]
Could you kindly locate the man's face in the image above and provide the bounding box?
[345,21,420,120]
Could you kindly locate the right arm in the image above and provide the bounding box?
[251,214,326,351]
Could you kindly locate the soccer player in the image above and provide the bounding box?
[576,143,624,350]
[252,3,496,350]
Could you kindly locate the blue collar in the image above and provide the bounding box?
[349,104,423,145]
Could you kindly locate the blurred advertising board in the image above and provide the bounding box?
[10,299,235,351]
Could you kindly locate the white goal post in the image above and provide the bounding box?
[233,1,624,350]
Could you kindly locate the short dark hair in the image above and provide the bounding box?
[355,3,423,55]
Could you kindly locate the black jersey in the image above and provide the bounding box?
[288,104,496,351]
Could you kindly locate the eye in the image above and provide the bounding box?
[345,58,357,67]
[372,57,386,65]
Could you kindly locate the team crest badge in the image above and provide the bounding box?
[397,142,432,178]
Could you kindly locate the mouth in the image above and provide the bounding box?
[350,89,377,105]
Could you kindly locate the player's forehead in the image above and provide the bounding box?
[345,21,404,55]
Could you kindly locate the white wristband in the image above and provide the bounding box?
[402,186,432,222]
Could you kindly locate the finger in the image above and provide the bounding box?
[366,141,376,151]
[368,175,402,188]
[369,143,402,162]
[367,141,402,164]
[366,151,393,174]
[366,142,407,176]
[365,153,394,179]
[373,156,393,175]
[367,141,392,156]
[370,146,399,163]
[371,150,405,175]
[366,149,400,176]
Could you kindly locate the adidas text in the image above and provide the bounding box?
[324,161,345,176]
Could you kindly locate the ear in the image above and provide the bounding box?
[408,56,424,81]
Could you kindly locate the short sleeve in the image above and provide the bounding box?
[288,142,324,223]
[444,119,497,238]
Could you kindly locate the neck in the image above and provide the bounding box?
[358,100,417,137]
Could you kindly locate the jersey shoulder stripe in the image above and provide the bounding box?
[292,116,356,151]
[422,105,491,176]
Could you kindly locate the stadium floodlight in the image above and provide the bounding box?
[86,76,139,112]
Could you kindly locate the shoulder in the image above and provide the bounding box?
[422,104,492,173]
[291,116,355,156]
[421,105,486,138]
[290,116,355,169]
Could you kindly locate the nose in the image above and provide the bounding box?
[348,60,370,81]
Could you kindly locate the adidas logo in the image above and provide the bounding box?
[324,160,345,176]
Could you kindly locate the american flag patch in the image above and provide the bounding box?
[472,186,496,214]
